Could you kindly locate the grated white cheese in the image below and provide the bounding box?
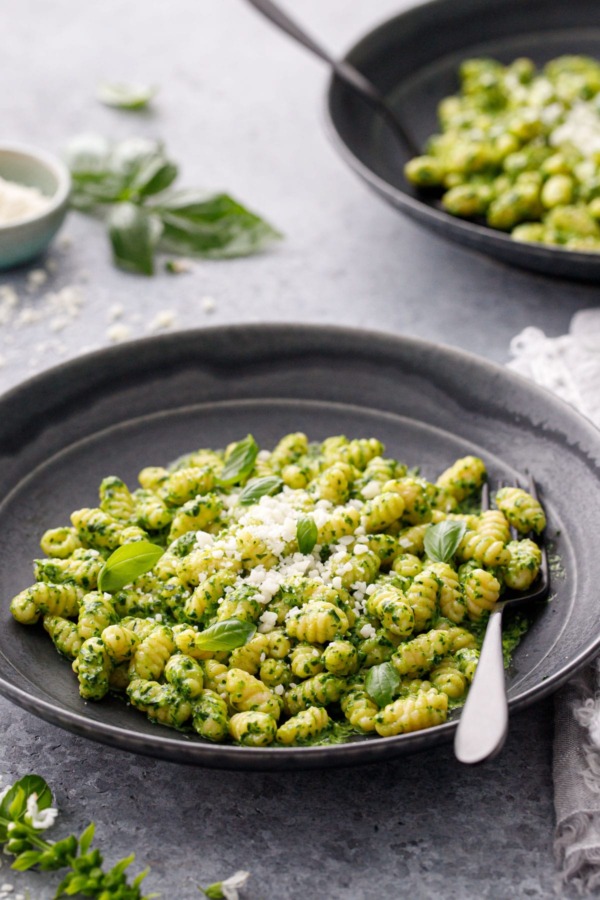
[107,302,125,322]
[195,530,215,549]
[550,101,600,157]
[106,323,132,343]
[359,624,376,639]
[26,268,48,291]
[0,286,18,324]
[148,309,177,331]
[0,176,50,224]
[361,481,381,499]
[257,610,277,633]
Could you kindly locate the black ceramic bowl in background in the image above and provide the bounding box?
[1,324,600,769]
[326,0,600,281]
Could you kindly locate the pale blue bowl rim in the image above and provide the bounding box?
[0,142,71,232]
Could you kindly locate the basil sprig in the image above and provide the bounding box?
[194,618,256,652]
[65,135,281,275]
[365,662,400,708]
[0,774,150,896]
[98,540,165,594]
[239,475,283,506]
[423,519,467,564]
[97,81,158,110]
[296,515,318,554]
[0,775,53,843]
[218,435,259,486]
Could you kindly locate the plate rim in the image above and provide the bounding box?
[1,321,600,769]
[323,0,600,277]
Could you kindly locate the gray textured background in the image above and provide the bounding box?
[0,1,596,897]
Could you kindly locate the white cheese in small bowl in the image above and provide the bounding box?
[0,175,52,225]
[0,143,71,269]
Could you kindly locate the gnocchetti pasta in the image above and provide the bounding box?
[9,432,546,747]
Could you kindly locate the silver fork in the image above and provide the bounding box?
[454,476,550,765]
[242,0,420,156]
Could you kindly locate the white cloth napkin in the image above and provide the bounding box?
[508,310,600,893]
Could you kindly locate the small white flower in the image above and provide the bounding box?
[221,870,250,900]
[25,793,58,831]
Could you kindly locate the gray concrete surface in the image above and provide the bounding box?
[0,1,596,897]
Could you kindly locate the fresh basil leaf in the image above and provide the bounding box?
[109,138,177,200]
[11,850,44,872]
[297,515,318,554]
[218,435,259,486]
[97,82,158,110]
[150,190,282,259]
[108,202,162,275]
[365,662,400,708]
[202,884,226,900]
[65,135,122,209]
[195,618,256,652]
[133,158,178,198]
[78,822,96,855]
[98,540,164,594]
[239,476,283,506]
[109,137,164,175]
[423,519,468,564]
[64,133,112,176]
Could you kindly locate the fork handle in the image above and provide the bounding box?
[243,0,384,101]
[454,607,508,764]
[242,0,420,156]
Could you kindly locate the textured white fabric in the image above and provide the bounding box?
[508,311,600,892]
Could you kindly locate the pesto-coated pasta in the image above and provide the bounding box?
[9,432,548,748]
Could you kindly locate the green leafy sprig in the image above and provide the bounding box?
[65,135,282,275]
[0,774,153,899]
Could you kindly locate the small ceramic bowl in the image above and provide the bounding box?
[0,143,71,270]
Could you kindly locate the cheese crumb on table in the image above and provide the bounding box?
[106,323,132,343]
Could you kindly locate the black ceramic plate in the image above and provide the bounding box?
[1,324,599,770]
[326,0,600,281]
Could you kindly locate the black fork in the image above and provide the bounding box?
[454,475,550,765]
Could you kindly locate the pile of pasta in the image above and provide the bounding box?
[9,433,546,747]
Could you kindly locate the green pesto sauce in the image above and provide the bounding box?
[501,612,530,667]
[291,719,362,747]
